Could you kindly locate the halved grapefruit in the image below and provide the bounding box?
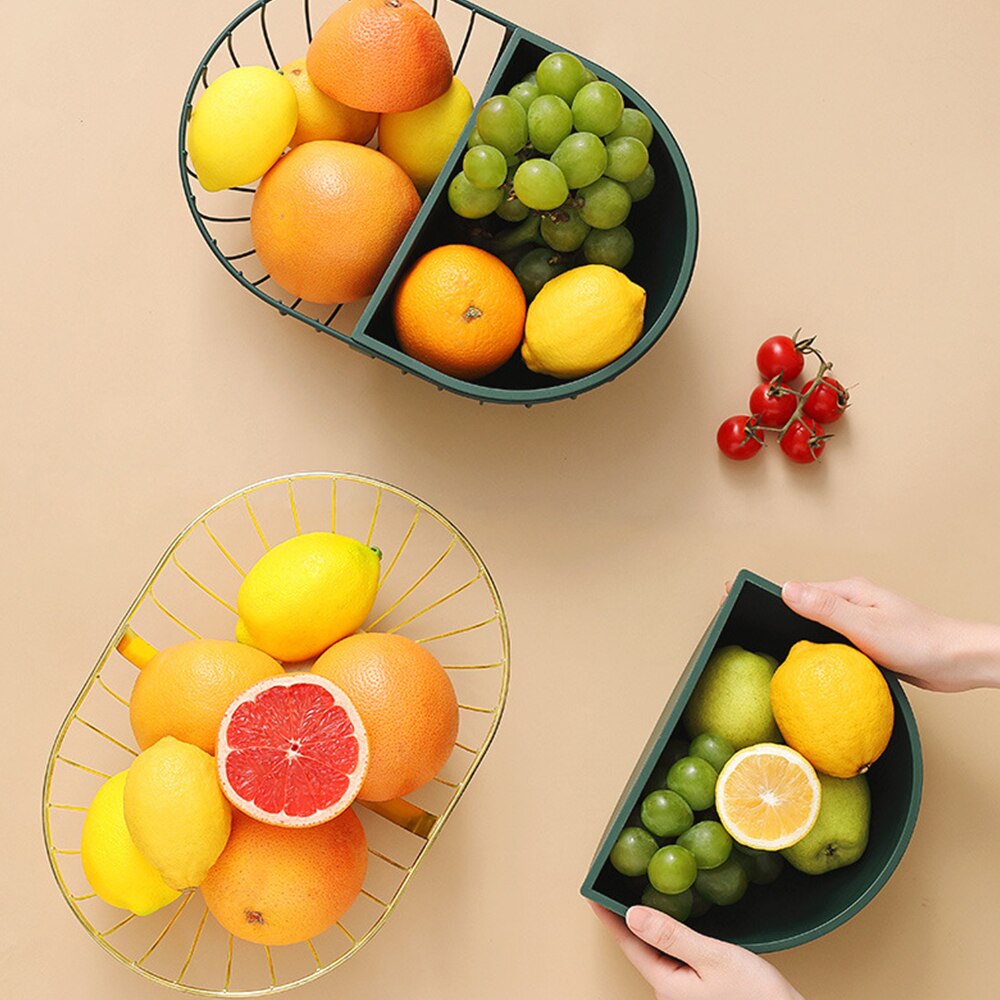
[216,674,368,827]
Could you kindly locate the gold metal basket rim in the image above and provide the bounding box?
[42,471,510,996]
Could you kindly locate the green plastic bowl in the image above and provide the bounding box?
[179,0,698,405]
[580,570,923,952]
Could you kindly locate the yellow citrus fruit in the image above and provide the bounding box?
[770,641,895,778]
[521,265,646,378]
[236,532,381,663]
[129,639,284,754]
[81,771,181,915]
[123,737,232,891]
[187,66,297,192]
[378,78,474,194]
[715,743,822,851]
[279,57,378,147]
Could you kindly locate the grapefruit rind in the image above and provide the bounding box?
[715,742,822,852]
[216,673,369,828]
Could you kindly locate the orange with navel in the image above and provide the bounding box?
[251,141,420,304]
[393,244,526,379]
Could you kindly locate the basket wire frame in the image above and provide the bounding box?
[43,473,510,996]
[179,0,513,339]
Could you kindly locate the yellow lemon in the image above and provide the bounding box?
[81,771,181,915]
[715,743,822,851]
[521,265,646,379]
[188,66,297,192]
[123,737,232,891]
[237,532,381,663]
[378,78,473,195]
[770,641,895,778]
[280,57,378,147]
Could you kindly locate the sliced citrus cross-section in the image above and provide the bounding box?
[217,674,368,828]
[715,742,822,851]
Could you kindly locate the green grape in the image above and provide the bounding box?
[647,845,698,895]
[677,821,733,870]
[535,51,589,104]
[694,856,748,906]
[515,247,571,299]
[522,70,537,86]
[448,173,503,219]
[643,738,689,794]
[550,132,607,189]
[689,733,736,773]
[540,205,590,252]
[582,66,598,84]
[733,845,785,886]
[513,159,569,211]
[608,107,654,147]
[641,885,693,921]
[571,81,624,136]
[583,226,634,269]
[640,789,693,838]
[496,192,531,222]
[509,81,540,110]
[462,145,507,190]
[476,95,528,157]
[689,889,712,919]
[666,756,718,811]
[604,136,650,183]
[609,826,658,877]
[578,177,632,229]
[527,95,573,154]
[467,128,485,150]
[625,164,655,202]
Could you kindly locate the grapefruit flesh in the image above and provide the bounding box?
[217,674,368,827]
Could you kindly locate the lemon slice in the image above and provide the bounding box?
[715,743,822,851]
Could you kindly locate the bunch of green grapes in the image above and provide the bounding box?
[607,733,785,922]
[448,52,656,295]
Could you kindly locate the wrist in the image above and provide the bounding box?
[943,620,1000,691]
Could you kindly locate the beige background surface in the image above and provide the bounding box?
[4,0,1000,997]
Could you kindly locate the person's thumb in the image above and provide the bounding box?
[781,580,866,637]
[625,906,725,970]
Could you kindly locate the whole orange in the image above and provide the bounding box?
[392,244,526,380]
[200,809,367,946]
[312,633,459,802]
[129,639,284,754]
[307,0,453,113]
[251,141,420,304]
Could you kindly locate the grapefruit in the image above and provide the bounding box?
[307,0,453,114]
[311,632,458,802]
[251,141,421,304]
[216,674,368,827]
[129,639,284,754]
[201,808,368,946]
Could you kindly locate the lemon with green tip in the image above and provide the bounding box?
[378,78,474,195]
[521,264,646,379]
[188,66,297,192]
[237,532,381,663]
[123,737,232,891]
[81,770,181,915]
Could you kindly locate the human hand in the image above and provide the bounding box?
[590,902,803,1000]
[780,577,1000,692]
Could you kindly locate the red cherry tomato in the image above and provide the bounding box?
[802,376,849,424]
[756,336,805,382]
[717,415,764,461]
[749,377,798,428]
[780,417,828,464]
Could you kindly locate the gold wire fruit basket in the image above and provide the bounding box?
[43,473,510,996]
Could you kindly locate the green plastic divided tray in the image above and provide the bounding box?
[580,570,923,953]
[179,0,698,404]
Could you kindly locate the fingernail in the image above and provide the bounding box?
[782,580,806,604]
[626,907,649,933]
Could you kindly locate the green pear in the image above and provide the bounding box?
[682,645,781,749]
[782,773,870,874]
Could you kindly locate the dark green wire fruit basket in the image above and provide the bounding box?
[179,0,698,404]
